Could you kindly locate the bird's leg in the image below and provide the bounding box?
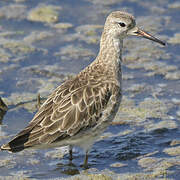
[83,150,89,169]
[36,93,41,110]
[69,145,73,161]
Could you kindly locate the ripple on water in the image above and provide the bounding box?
[0,0,179,179]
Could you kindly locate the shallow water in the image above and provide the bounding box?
[0,0,180,179]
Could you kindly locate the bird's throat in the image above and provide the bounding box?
[98,32,123,70]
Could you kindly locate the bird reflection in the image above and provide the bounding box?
[54,161,80,176]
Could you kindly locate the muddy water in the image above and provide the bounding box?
[0,0,180,179]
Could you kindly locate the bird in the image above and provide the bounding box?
[0,11,165,168]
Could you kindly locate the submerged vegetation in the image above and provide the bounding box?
[0,0,179,179]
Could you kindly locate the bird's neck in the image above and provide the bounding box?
[97,31,123,65]
[94,31,123,83]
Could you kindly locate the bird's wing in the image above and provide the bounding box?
[1,76,119,152]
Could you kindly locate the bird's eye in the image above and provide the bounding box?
[118,22,126,27]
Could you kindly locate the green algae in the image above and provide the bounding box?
[3,92,38,113]
[55,45,95,61]
[0,4,27,20]
[23,31,54,44]
[3,41,35,55]
[89,0,122,6]
[138,156,180,179]
[0,64,20,75]
[115,96,170,125]
[0,157,16,169]
[87,174,112,180]
[45,148,67,159]
[110,162,127,168]
[168,2,180,9]
[0,0,179,179]
[53,23,73,30]
[0,51,11,63]
[170,139,180,146]
[0,31,24,38]
[165,71,180,80]
[75,24,103,44]
[28,4,61,23]
[163,146,180,156]
[168,33,180,44]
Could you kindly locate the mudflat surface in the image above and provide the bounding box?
[0,0,180,179]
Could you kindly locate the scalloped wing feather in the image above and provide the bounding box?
[1,74,120,152]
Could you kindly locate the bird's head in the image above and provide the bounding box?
[104,11,165,46]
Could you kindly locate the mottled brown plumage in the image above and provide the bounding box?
[1,63,121,151]
[1,11,165,167]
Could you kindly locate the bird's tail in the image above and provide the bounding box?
[0,132,31,152]
[0,116,43,153]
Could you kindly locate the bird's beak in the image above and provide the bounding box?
[127,27,166,46]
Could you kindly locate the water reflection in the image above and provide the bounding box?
[0,0,179,179]
[55,162,80,176]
